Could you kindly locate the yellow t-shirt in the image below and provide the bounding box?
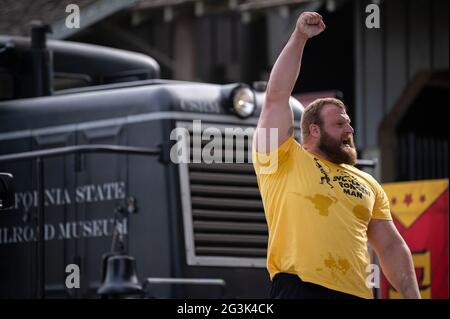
[252,136,391,299]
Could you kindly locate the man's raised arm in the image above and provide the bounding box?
[254,12,325,152]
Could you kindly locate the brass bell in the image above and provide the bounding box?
[97,253,143,298]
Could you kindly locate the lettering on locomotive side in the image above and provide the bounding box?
[0,218,128,245]
[14,181,126,211]
[179,100,221,114]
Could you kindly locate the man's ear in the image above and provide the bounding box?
[309,124,320,138]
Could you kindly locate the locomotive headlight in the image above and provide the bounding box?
[232,86,256,118]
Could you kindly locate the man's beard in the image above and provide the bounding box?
[318,129,357,165]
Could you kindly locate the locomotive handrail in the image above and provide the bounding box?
[355,158,378,169]
[0,144,161,162]
[143,277,226,299]
[144,277,226,286]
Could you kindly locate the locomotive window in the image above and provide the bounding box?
[0,70,13,100]
[53,72,92,91]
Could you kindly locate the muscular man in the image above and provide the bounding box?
[252,12,420,299]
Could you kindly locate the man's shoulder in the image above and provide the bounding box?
[343,164,381,187]
[251,135,304,158]
[252,136,306,176]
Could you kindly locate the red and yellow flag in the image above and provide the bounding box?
[380,179,448,299]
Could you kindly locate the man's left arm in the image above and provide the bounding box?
[367,219,421,299]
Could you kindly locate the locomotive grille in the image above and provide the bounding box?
[177,121,268,267]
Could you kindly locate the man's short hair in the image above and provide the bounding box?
[300,97,347,143]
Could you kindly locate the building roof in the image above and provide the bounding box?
[135,0,312,10]
[0,0,316,38]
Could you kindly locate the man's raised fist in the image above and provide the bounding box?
[296,12,326,39]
